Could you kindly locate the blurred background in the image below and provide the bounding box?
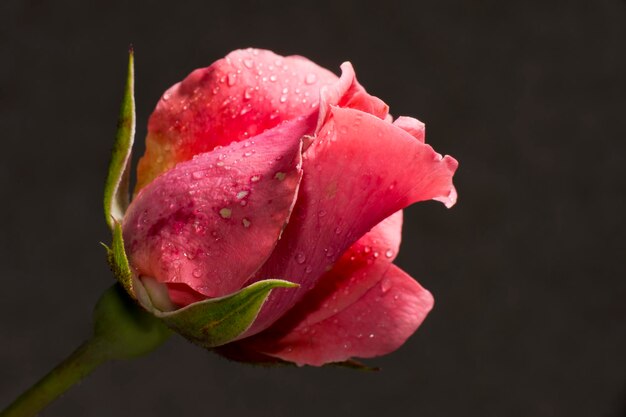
[1,0,624,416]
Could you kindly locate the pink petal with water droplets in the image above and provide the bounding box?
[242,106,457,337]
[238,259,434,366]
[123,117,312,304]
[135,48,338,191]
[317,62,389,130]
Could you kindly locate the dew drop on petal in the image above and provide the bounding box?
[243,58,254,69]
[305,73,317,85]
[242,218,251,228]
[236,190,249,199]
[295,252,306,264]
[192,268,203,278]
[227,73,237,86]
[385,249,394,258]
[219,208,232,218]
[250,175,261,183]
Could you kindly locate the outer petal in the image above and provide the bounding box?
[317,62,388,130]
[136,48,338,191]
[238,260,433,366]
[393,116,425,143]
[123,116,313,304]
[243,106,457,337]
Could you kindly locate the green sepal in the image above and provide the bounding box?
[103,221,135,298]
[92,284,171,360]
[151,279,299,348]
[104,49,135,230]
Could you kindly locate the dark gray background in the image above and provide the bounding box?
[1,0,624,416]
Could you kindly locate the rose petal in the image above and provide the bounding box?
[238,261,434,366]
[270,210,405,327]
[123,116,313,304]
[317,62,388,130]
[393,116,425,143]
[136,48,338,191]
[243,106,457,337]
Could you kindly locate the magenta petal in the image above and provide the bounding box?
[243,107,457,336]
[393,116,425,143]
[353,210,403,263]
[123,117,312,303]
[240,261,434,366]
[136,48,338,191]
[317,62,389,130]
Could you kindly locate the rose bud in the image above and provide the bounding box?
[106,48,458,367]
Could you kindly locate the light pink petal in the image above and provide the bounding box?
[317,62,389,130]
[123,116,313,305]
[355,210,403,263]
[393,116,425,143]
[136,48,338,191]
[243,106,457,337]
[239,261,434,366]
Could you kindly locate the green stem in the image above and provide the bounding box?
[1,339,108,417]
[1,284,171,417]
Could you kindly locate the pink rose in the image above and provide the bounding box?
[120,48,458,366]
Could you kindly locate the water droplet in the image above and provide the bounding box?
[240,105,252,116]
[192,171,204,180]
[236,190,249,199]
[242,218,251,228]
[305,73,317,85]
[295,252,306,264]
[373,251,379,258]
[279,95,287,103]
[243,58,254,68]
[324,247,335,257]
[250,175,261,183]
[305,265,313,273]
[216,161,225,167]
[363,246,371,254]
[381,278,392,293]
[318,210,327,217]
[334,226,342,235]
[192,268,202,278]
[282,87,289,94]
[219,208,232,218]
[385,249,394,258]
[269,74,277,82]
[244,87,254,100]
[369,333,375,338]
[243,151,253,157]
[227,73,237,86]
[163,91,171,101]
[274,172,286,181]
